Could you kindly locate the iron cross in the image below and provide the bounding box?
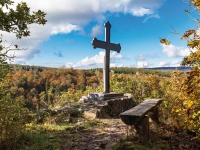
[91,21,121,93]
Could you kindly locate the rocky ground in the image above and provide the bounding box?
[59,119,127,150]
[50,100,200,150]
[58,118,200,150]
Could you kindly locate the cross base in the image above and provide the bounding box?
[78,93,133,119]
[88,92,124,100]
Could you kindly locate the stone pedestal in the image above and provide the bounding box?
[79,93,135,119]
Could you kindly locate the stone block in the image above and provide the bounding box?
[80,93,135,119]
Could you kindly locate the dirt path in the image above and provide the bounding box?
[59,119,127,150]
[58,117,200,150]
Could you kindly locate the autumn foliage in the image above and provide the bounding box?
[0,0,47,149]
[159,0,200,134]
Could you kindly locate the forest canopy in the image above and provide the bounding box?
[0,1,47,148]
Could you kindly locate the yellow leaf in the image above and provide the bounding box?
[160,39,170,45]
[194,0,200,7]
[188,101,194,108]
[182,30,195,39]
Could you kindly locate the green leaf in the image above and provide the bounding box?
[187,40,200,48]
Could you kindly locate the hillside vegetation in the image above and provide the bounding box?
[1,65,200,149]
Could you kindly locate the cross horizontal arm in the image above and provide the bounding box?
[109,42,121,53]
[92,38,107,49]
[92,38,121,53]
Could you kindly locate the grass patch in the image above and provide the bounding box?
[19,123,75,150]
[21,131,60,150]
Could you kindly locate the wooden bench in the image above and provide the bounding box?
[120,99,162,141]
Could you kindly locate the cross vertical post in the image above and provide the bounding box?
[91,21,121,93]
[104,22,111,93]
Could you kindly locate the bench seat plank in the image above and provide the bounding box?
[120,99,162,125]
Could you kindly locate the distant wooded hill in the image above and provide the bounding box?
[11,64,190,77]
[6,64,186,113]
[146,66,190,71]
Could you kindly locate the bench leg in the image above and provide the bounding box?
[127,125,134,137]
[135,116,149,142]
[153,107,159,123]
[141,116,149,142]
[126,125,129,137]
[148,107,160,124]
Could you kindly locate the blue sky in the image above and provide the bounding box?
[1,0,199,68]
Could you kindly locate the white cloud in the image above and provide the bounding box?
[158,61,170,67]
[110,63,124,67]
[171,60,182,67]
[111,51,123,59]
[90,25,102,37]
[51,24,81,35]
[130,7,152,16]
[9,48,40,64]
[136,59,182,68]
[161,44,190,58]
[26,62,66,68]
[66,51,122,68]
[137,61,149,68]
[134,53,159,61]
[157,60,181,67]
[0,0,164,65]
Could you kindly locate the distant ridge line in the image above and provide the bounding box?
[146,66,191,71]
